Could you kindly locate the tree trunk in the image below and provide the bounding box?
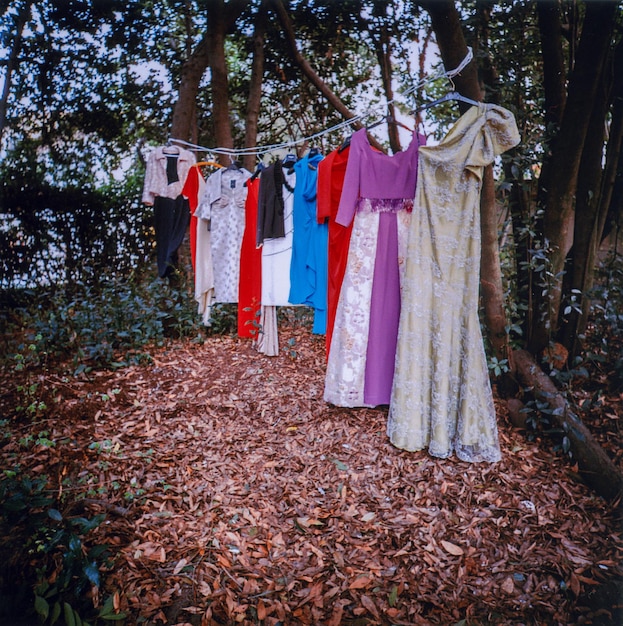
[417,0,482,104]
[420,0,512,372]
[270,0,386,153]
[170,36,210,142]
[533,0,567,221]
[599,41,623,244]
[528,1,617,354]
[371,22,401,153]
[0,1,32,143]
[480,166,515,370]
[536,1,567,129]
[206,0,235,164]
[514,349,623,510]
[560,51,612,358]
[242,0,268,173]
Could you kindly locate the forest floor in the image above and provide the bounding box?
[1,313,622,626]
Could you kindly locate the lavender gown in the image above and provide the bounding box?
[324,129,425,407]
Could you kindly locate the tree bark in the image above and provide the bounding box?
[561,50,612,358]
[536,1,567,130]
[420,0,512,371]
[599,41,623,244]
[370,21,401,153]
[270,0,385,153]
[514,349,623,510]
[206,0,235,164]
[534,0,567,218]
[528,1,617,354]
[242,0,268,172]
[170,36,210,142]
[417,0,482,105]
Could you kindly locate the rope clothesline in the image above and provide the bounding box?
[168,47,473,159]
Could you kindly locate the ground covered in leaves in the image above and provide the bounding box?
[1,317,622,625]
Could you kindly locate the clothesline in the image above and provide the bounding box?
[168,47,473,159]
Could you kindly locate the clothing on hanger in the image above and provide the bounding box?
[388,103,520,463]
[324,128,425,408]
[238,177,262,338]
[196,166,251,303]
[260,165,296,308]
[142,145,196,278]
[317,145,352,359]
[288,150,326,334]
[256,161,287,245]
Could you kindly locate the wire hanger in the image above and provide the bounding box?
[413,91,481,114]
[194,160,224,169]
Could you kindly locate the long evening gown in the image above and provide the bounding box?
[388,104,520,462]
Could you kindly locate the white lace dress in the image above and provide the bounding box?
[388,104,520,462]
[196,168,251,303]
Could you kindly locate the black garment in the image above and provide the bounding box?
[165,155,180,184]
[153,194,190,278]
[256,161,286,246]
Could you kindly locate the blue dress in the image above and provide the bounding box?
[289,152,327,333]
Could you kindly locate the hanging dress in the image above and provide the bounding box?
[388,104,520,463]
[142,146,196,278]
[238,177,262,337]
[289,151,327,334]
[196,167,251,303]
[324,129,425,407]
[317,145,352,357]
[182,168,214,325]
[259,165,296,307]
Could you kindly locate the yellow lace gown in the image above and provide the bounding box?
[387,104,520,462]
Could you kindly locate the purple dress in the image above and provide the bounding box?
[324,129,424,407]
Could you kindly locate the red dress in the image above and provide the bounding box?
[238,178,262,337]
[181,165,205,271]
[317,146,351,358]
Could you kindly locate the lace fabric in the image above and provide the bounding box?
[324,200,412,407]
[388,104,520,463]
[196,168,251,303]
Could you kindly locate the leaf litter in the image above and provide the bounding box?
[1,321,622,625]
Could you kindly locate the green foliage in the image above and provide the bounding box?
[1,270,208,374]
[581,253,623,391]
[0,468,125,625]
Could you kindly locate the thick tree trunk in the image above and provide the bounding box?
[599,42,623,244]
[514,349,623,510]
[207,0,235,165]
[480,166,514,370]
[561,53,612,358]
[420,0,512,371]
[170,0,247,147]
[242,0,268,173]
[170,36,210,142]
[371,23,401,153]
[529,1,617,354]
[533,0,567,221]
[536,1,567,129]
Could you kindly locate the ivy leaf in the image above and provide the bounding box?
[34,595,49,620]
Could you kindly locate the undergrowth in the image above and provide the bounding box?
[0,268,218,376]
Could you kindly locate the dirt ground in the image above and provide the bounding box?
[1,317,622,625]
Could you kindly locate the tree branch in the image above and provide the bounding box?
[270,0,385,153]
